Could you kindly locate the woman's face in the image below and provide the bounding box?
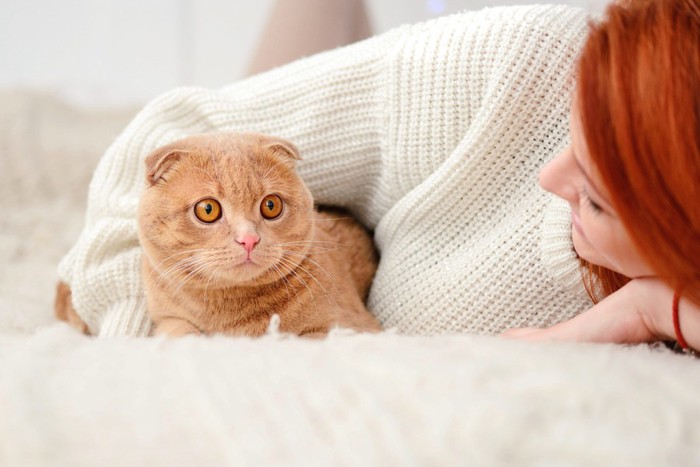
[539,99,655,279]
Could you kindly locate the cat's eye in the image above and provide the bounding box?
[260,194,283,220]
[194,199,222,223]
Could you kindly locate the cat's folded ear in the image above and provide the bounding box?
[144,143,186,185]
[264,138,302,164]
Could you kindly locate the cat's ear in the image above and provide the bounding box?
[265,140,302,164]
[144,144,184,185]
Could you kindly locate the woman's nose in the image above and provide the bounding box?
[539,146,579,202]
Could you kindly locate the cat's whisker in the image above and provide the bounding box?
[269,262,297,310]
[279,250,341,296]
[203,265,221,312]
[259,158,289,183]
[277,255,329,303]
[155,251,224,290]
[276,242,347,251]
[155,259,198,288]
[277,240,345,246]
[151,248,212,272]
[154,250,220,279]
[256,248,333,298]
[170,261,210,293]
[152,250,232,292]
[275,241,343,254]
[280,257,340,303]
[171,255,227,293]
[154,259,195,290]
[191,166,220,187]
[308,216,355,222]
[173,263,218,294]
[277,245,338,255]
[259,161,277,181]
[274,258,316,307]
[153,257,211,289]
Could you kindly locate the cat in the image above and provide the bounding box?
[55,132,381,337]
[136,132,381,337]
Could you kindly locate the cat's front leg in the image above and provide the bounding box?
[152,317,203,337]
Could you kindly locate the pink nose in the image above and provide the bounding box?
[237,233,260,254]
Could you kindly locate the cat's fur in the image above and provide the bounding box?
[136,132,380,337]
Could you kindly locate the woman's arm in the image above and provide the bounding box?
[503,278,700,353]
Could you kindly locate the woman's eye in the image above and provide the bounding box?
[194,199,222,223]
[587,198,603,214]
[580,188,603,215]
[260,194,283,220]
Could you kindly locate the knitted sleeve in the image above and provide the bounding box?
[365,5,594,333]
[58,5,592,337]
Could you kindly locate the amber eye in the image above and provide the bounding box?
[194,199,222,223]
[260,194,283,219]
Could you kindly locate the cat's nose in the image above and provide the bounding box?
[237,233,260,254]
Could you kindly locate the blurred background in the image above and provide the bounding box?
[1,0,610,110]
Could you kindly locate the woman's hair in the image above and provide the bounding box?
[577,0,700,304]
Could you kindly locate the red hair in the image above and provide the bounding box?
[577,0,700,304]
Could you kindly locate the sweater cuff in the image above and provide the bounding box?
[99,297,151,337]
[540,194,589,300]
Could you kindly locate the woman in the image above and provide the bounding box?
[57,0,699,354]
[506,0,700,353]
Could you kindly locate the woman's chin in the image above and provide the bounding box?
[572,228,603,267]
[572,231,629,276]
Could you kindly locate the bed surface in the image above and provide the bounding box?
[1,91,698,467]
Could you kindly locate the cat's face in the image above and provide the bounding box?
[138,133,315,289]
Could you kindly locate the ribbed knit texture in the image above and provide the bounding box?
[58,5,593,337]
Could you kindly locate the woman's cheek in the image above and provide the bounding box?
[576,210,613,269]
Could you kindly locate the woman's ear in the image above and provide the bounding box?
[144,144,184,185]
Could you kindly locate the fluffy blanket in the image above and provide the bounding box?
[1,92,699,467]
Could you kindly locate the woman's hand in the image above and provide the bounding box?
[502,278,699,352]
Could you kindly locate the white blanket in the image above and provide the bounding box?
[1,85,699,467]
[3,326,699,466]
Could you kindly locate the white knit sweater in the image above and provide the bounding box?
[59,5,593,337]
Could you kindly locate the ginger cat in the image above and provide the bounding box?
[137,132,381,337]
[55,132,381,337]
